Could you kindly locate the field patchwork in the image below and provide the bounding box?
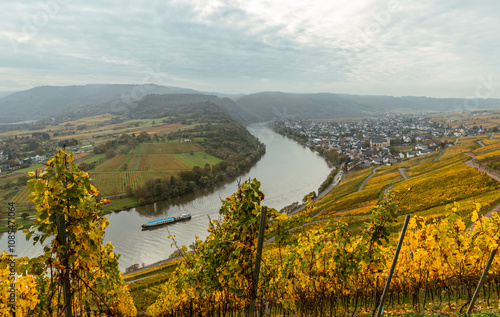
[148,154,191,171]
[94,155,129,172]
[173,152,222,168]
[144,142,203,154]
[11,187,32,205]
[91,171,179,196]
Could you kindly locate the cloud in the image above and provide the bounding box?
[0,0,499,97]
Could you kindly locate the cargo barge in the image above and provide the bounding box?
[141,214,191,229]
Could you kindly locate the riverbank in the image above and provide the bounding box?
[1,123,333,272]
[125,162,346,277]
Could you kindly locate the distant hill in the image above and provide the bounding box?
[0,84,240,123]
[126,93,253,123]
[1,84,500,124]
[236,92,500,121]
[0,91,15,99]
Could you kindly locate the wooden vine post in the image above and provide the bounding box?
[56,213,73,317]
[376,214,411,317]
[249,206,267,317]
[467,248,497,314]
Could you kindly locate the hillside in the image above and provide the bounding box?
[0,84,243,123]
[1,84,500,124]
[237,91,500,121]
[128,132,500,316]
[0,91,14,99]
[126,93,252,123]
[0,98,264,229]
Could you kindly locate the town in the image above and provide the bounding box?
[273,113,486,171]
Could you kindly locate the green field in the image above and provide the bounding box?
[10,163,45,174]
[86,142,222,195]
[173,151,222,167]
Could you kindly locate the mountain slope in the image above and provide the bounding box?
[0,84,237,123]
[1,84,500,124]
[237,92,500,121]
[126,93,252,123]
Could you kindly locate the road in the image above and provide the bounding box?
[465,159,500,182]
[358,167,380,192]
[433,149,445,162]
[289,165,344,216]
[383,168,410,196]
[398,167,409,180]
[465,158,500,230]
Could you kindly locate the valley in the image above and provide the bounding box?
[3,87,500,316]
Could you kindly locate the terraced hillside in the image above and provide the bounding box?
[315,133,500,228]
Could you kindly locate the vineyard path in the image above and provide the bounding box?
[358,167,381,192]
[383,167,410,196]
[433,149,445,162]
[464,155,500,230]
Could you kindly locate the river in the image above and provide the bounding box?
[0,122,333,271]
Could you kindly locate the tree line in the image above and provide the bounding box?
[134,148,265,204]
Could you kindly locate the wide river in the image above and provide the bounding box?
[0,122,333,271]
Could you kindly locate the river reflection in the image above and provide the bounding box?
[0,122,333,271]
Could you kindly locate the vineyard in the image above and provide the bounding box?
[10,187,31,205]
[436,135,483,162]
[428,111,500,130]
[483,138,500,146]
[393,161,499,216]
[473,142,500,154]
[91,171,179,195]
[324,136,500,222]
[148,154,191,170]
[86,141,223,196]
[94,155,129,172]
[144,178,500,317]
[115,132,500,316]
[5,107,500,315]
[136,155,149,171]
[135,134,500,315]
[142,142,203,155]
[402,152,444,177]
[477,149,500,162]
[315,167,375,212]
[363,167,404,191]
[1,150,137,317]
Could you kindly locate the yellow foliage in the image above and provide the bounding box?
[0,150,137,317]
[476,149,500,161]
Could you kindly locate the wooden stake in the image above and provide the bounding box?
[249,206,267,317]
[376,214,411,317]
[467,248,497,315]
[56,213,73,317]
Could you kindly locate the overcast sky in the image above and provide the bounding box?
[1,0,499,98]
